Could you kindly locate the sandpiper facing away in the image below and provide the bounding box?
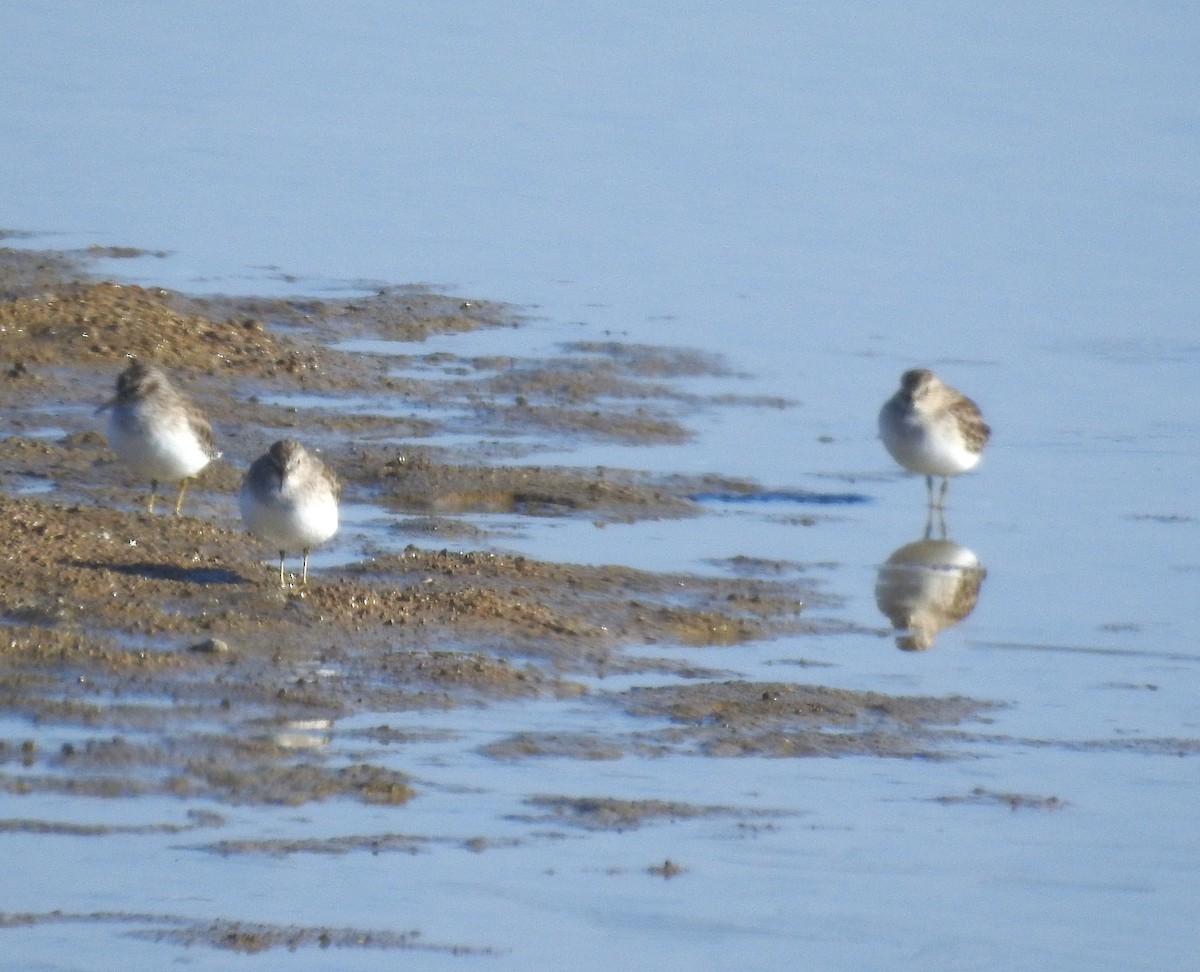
[240,439,340,586]
[879,369,990,508]
[99,359,220,515]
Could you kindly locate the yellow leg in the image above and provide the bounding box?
[301,548,311,586]
[147,480,159,514]
[174,478,192,516]
[278,551,286,588]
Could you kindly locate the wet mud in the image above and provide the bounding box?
[0,240,1000,957]
[933,787,1067,811]
[484,680,999,760]
[196,831,524,858]
[0,910,492,956]
[0,247,819,791]
[517,794,785,832]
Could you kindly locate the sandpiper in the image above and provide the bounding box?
[879,368,990,508]
[240,439,340,586]
[99,359,219,515]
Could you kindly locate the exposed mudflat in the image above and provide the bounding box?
[481,680,998,760]
[0,909,493,956]
[0,244,994,776]
[0,241,999,957]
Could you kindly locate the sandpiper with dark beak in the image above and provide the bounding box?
[240,439,340,586]
[99,359,219,515]
[879,368,990,508]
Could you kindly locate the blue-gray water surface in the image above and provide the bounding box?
[1,3,1198,970]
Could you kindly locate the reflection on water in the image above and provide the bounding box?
[271,718,335,750]
[875,516,986,651]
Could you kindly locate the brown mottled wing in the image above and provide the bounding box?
[946,565,986,626]
[320,459,342,499]
[185,402,221,461]
[949,395,990,454]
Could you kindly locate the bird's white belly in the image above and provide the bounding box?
[879,411,980,478]
[240,486,339,549]
[107,410,211,481]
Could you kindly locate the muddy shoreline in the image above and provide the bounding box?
[0,240,999,954]
[0,242,992,789]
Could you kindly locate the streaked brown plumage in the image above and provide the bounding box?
[99,358,219,515]
[879,369,990,508]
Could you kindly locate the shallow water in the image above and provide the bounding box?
[3,3,1200,970]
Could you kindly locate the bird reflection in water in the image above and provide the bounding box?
[271,718,334,750]
[875,512,986,651]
